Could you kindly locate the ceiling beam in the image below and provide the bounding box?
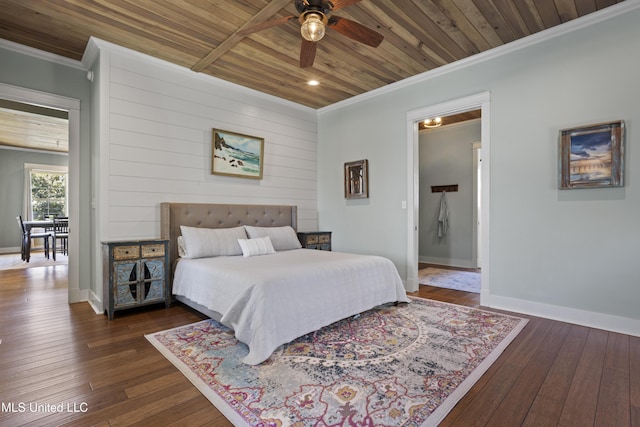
[191,0,292,72]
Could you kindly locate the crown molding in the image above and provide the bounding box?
[0,38,85,70]
[319,0,640,114]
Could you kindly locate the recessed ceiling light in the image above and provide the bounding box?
[307,80,319,86]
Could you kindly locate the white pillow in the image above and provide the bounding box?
[244,225,302,251]
[237,236,276,257]
[179,225,247,258]
[177,236,187,257]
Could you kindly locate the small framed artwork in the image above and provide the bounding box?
[212,129,264,179]
[559,120,624,189]
[344,159,369,199]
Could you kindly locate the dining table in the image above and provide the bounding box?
[23,219,55,232]
[22,219,54,262]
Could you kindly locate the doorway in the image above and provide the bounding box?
[416,114,481,293]
[0,83,80,303]
[1,162,69,269]
[406,92,490,304]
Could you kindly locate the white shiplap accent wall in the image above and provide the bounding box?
[90,39,318,241]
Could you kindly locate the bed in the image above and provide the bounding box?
[160,202,409,365]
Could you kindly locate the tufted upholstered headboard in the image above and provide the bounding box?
[160,202,297,285]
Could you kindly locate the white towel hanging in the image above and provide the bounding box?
[437,191,449,238]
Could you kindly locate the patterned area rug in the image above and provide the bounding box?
[146,297,527,427]
[418,267,481,293]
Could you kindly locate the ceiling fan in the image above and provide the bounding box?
[238,0,384,68]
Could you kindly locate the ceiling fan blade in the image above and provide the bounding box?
[328,16,383,47]
[330,0,362,11]
[237,15,296,36]
[300,40,317,68]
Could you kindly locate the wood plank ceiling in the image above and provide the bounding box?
[0,0,625,111]
[0,100,69,153]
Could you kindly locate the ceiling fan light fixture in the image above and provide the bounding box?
[300,12,326,42]
[424,117,442,128]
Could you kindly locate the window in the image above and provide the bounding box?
[23,163,68,220]
[31,171,67,220]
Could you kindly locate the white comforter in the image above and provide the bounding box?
[172,249,409,365]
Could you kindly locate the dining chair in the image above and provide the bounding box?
[51,217,69,261]
[16,215,51,262]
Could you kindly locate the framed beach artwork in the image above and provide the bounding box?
[344,159,369,199]
[211,129,264,179]
[559,120,624,189]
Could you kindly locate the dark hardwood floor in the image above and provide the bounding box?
[0,265,637,426]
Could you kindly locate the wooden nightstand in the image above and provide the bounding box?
[102,239,170,320]
[297,231,332,251]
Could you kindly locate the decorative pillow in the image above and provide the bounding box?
[237,236,276,257]
[179,225,247,258]
[244,225,302,251]
[177,236,187,257]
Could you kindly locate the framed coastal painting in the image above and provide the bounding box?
[344,159,369,199]
[559,120,624,189]
[211,129,264,179]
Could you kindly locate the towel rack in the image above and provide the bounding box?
[431,185,458,193]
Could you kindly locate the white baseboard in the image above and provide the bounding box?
[0,247,20,254]
[68,287,88,304]
[487,294,640,338]
[69,288,104,317]
[419,256,476,269]
[87,289,103,315]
